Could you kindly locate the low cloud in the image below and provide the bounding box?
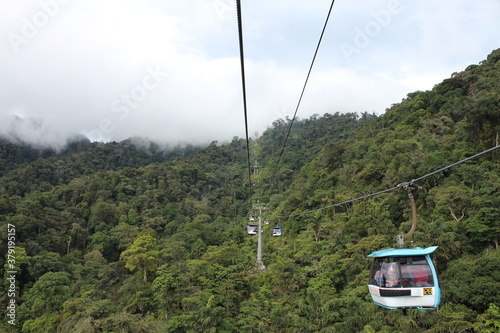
[0,0,498,147]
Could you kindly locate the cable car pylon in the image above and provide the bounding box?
[246,143,268,272]
[254,205,268,271]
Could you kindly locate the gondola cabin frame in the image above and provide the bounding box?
[367,246,441,310]
[272,226,282,237]
[246,224,258,235]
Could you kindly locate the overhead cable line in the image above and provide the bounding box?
[277,185,399,218]
[277,144,500,218]
[271,0,336,183]
[235,0,253,193]
[410,144,500,183]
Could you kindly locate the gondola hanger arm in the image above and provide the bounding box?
[397,182,424,248]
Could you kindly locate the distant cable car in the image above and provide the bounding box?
[367,246,441,309]
[272,226,282,236]
[246,224,258,235]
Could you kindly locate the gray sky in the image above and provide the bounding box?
[1,0,499,147]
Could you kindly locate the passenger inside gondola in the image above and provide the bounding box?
[374,270,385,286]
[381,262,400,287]
[413,268,431,287]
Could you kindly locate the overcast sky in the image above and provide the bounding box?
[1,0,499,147]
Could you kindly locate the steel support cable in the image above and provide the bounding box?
[235,0,253,193]
[270,0,336,184]
[277,144,500,218]
[277,185,399,218]
[410,144,500,183]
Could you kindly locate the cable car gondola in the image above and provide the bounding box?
[246,224,258,235]
[272,226,282,236]
[367,246,440,309]
[367,182,441,310]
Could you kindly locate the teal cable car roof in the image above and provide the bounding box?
[367,246,438,258]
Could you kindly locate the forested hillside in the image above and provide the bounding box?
[0,49,499,332]
[0,137,200,196]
